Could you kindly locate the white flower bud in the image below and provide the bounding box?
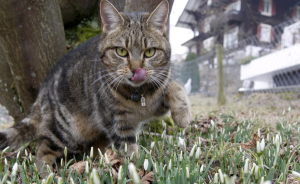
[129,163,141,184]
[179,151,183,162]
[85,161,89,174]
[168,159,172,170]
[292,171,300,178]
[118,166,123,181]
[257,141,261,153]
[144,159,149,170]
[151,142,155,150]
[244,158,249,173]
[90,147,94,159]
[11,163,18,177]
[70,177,75,184]
[105,153,110,165]
[200,165,204,173]
[260,138,265,152]
[57,177,63,184]
[211,120,215,128]
[178,137,185,146]
[189,145,196,158]
[64,147,67,158]
[195,147,201,160]
[92,168,101,184]
[214,173,219,183]
[186,167,190,179]
[218,169,224,183]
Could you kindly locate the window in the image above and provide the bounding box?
[223,27,239,48]
[203,37,214,51]
[259,0,275,16]
[258,24,272,42]
[225,0,241,13]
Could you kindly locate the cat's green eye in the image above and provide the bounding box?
[116,47,128,57]
[144,48,156,58]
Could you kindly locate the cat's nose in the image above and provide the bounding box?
[130,62,141,73]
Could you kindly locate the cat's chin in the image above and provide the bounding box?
[125,78,146,87]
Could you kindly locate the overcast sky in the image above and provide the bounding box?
[169,0,194,59]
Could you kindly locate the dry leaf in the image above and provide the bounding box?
[69,161,87,174]
[141,171,154,184]
[105,149,122,168]
[240,133,259,150]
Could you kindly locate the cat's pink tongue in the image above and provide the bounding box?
[131,68,146,82]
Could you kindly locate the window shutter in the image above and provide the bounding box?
[272,1,276,15]
[271,27,275,42]
[257,24,261,40]
[293,7,297,19]
[259,0,263,12]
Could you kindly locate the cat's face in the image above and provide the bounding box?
[99,0,171,88]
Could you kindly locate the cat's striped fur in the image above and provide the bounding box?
[0,0,190,173]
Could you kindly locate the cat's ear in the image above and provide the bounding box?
[100,0,124,33]
[146,0,169,34]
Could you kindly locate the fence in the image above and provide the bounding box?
[173,19,300,97]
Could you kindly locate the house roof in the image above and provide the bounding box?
[175,0,205,29]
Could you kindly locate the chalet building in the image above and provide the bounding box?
[176,0,300,56]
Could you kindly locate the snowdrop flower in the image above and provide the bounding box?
[200,165,204,173]
[70,177,75,184]
[266,134,270,141]
[90,147,94,159]
[169,135,173,145]
[168,159,172,170]
[85,161,89,174]
[292,171,300,178]
[64,147,67,159]
[151,142,155,150]
[2,146,9,154]
[211,120,215,128]
[195,147,201,160]
[46,173,54,184]
[244,158,249,173]
[124,143,127,154]
[144,159,149,170]
[47,164,52,173]
[130,152,134,161]
[118,166,123,181]
[213,173,219,183]
[224,174,236,184]
[11,163,18,177]
[178,137,185,146]
[262,181,272,184]
[189,145,196,158]
[186,167,190,179]
[258,128,261,137]
[4,158,8,166]
[161,130,166,139]
[257,139,265,154]
[16,151,20,159]
[92,168,101,184]
[162,120,166,129]
[57,177,63,184]
[105,153,110,165]
[179,151,183,162]
[61,158,64,167]
[218,169,224,183]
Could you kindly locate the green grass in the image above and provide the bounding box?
[1,108,300,183]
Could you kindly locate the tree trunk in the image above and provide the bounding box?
[217,44,226,105]
[0,0,66,121]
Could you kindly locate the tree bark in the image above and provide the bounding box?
[0,0,66,120]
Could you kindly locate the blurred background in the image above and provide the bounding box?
[1,0,300,127]
[170,0,300,117]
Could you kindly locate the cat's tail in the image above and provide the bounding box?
[0,117,37,150]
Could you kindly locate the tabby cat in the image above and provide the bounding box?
[0,0,190,173]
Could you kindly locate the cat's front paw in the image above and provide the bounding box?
[173,113,190,128]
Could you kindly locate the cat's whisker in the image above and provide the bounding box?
[90,72,117,87]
